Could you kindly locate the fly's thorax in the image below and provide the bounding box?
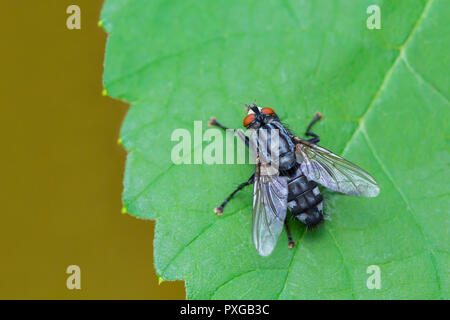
[264,123,296,172]
[247,122,297,172]
[278,150,297,172]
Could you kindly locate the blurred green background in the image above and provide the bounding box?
[0,0,184,299]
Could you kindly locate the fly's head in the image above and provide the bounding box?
[242,103,279,129]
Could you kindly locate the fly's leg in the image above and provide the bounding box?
[208,117,229,131]
[208,117,249,146]
[209,116,252,215]
[305,112,322,144]
[214,174,254,215]
[284,220,295,248]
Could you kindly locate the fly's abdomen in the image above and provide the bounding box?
[287,169,324,228]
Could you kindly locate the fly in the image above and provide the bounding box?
[209,103,380,256]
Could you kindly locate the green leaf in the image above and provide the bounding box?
[101,0,449,299]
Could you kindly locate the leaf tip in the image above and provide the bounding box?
[158,277,164,285]
[117,138,123,145]
[102,88,108,96]
[121,206,127,214]
[97,20,103,27]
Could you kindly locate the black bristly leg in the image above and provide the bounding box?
[305,112,323,144]
[285,220,295,248]
[209,116,252,215]
[208,117,249,146]
[208,117,229,131]
[214,174,254,215]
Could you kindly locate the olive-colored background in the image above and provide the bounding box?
[0,1,184,299]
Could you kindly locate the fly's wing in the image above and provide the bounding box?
[295,139,380,197]
[252,162,288,256]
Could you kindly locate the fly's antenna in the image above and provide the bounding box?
[244,104,250,112]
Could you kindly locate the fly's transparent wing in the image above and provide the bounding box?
[295,140,380,197]
[252,163,288,256]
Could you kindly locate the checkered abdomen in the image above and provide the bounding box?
[287,169,324,228]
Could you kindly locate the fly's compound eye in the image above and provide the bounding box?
[243,113,256,127]
[261,107,275,115]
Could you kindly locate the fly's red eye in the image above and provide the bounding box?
[261,107,275,115]
[243,114,256,127]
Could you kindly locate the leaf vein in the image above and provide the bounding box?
[275,229,307,299]
[401,55,450,104]
[361,128,442,298]
[341,0,435,156]
[325,226,357,299]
